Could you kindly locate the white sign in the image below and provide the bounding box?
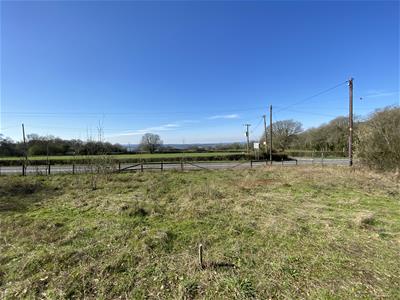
[253,142,259,149]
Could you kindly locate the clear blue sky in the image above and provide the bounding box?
[1,1,399,144]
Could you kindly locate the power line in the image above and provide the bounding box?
[0,106,267,116]
[283,108,342,118]
[250,116,263,133]
[0,83,348,119]
[275,80,348,113]
[0,125,21,131]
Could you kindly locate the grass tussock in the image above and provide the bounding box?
[354,212,376,228]
[0,166,399,299]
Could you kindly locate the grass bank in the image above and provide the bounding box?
[0,152,245,161]
[0,152,245,166]
[0,152,291,167]
[1,166,399,298]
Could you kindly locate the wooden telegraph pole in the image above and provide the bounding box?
[244,124,251,155]
[263,114,268,157]
[269,105,273,164]
[22,123,28,175]
[348,78,353,167]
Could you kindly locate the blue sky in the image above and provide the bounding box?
[1,1,399,144]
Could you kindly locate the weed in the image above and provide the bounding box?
[181,279,200,299]
[0,166,399,298]
[354,212,376,228]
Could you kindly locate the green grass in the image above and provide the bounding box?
[0,152,248,166]
[1,166,399,298]
[0,152,243,161]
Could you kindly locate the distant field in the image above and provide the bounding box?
[0,150,345,164]
[1,166,399,298]
[0,152,243,161]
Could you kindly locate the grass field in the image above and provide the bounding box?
[0,152,244,161]
[1,166,399,298]
[0,152,249,167]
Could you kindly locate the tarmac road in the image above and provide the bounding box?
[0,158,351,176]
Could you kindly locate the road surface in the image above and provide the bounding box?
[0,158,351,176]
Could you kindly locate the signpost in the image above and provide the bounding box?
[254,142,260,160]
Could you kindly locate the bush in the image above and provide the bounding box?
[356,107,400,171]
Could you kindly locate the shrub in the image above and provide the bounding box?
[356,107,400,171]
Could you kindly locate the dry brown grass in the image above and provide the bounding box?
[1,165,399,299]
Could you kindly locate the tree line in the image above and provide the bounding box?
[257,106,399,171]
[0,134,126,157]
[0,133,244,157]
[259,116,352,153]
[1,106,398,170]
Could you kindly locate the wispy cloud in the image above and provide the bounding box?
[111,123,180,137]
[163,123,179,128]
[208,114,240,120]
[106,114,240,139]
[364,90,399,98]
[180,119,200,124]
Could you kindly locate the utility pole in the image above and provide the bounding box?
[46,140,49,165]
[22,123,28,175]
[244,124,251,155]
[269,105,273,164]
[263,115,268,157]
[348,78,353,167]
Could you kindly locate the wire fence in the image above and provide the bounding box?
[0,157,353,176]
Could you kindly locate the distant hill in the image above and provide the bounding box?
[123,142,246,151]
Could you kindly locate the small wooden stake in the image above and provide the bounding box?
[198,244,203,268]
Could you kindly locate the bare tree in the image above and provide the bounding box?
[139,133,163,154]
[260,120,302,152]
[84,122,117,190]
[356,107,400,171]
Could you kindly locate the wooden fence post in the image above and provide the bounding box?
[198,244,204,269]
[22,164,25,176]
[161,161,163,172]
[72,164,75,175]
[48,163,51,175]
[141,162,144,172]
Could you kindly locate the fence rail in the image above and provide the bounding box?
[0,158,352,176]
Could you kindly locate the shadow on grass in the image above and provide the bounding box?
[202,261,237,269]
[0,177,61,212]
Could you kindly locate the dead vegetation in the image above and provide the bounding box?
[0,166,399,299]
